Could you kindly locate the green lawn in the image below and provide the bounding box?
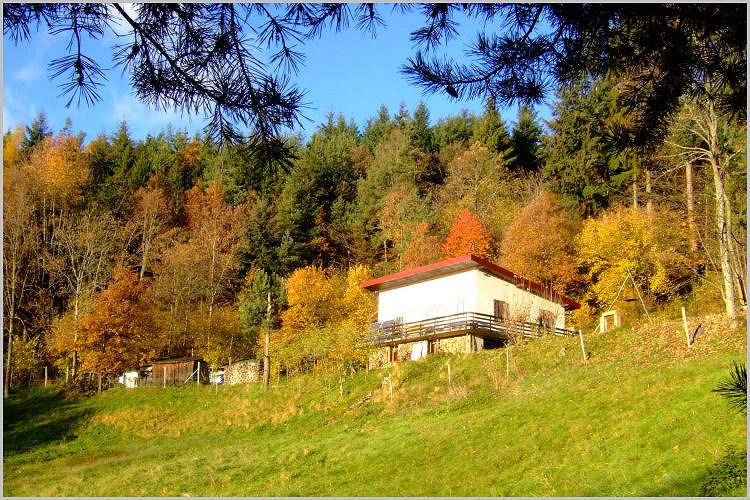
[4,315,746,496]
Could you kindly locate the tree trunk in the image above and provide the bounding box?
[263,292,271,391]
[645,169,653,216]
[710,156,738,327]
[685,162,698,253]
[4,327,12,399]
[632,176,638,209]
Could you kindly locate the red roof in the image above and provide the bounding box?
[361,254,580,310]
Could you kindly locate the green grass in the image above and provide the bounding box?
[4,314,747,496]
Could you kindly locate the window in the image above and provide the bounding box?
[457,300,465,313]
[538,310,556,329]
[493,300,509,320]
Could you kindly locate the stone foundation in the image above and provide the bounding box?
[368,334,483,368]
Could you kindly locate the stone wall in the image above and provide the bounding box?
[368,334,477,368]
[224,359,262,385]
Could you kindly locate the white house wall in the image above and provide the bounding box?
[377,270,477,323]
[474,271,566,328]
[376,269,566,329]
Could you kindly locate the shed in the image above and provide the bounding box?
[149,357,208,386]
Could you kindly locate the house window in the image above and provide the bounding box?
[493,300,509,320]
[538,310,556,329]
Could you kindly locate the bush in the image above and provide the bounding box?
[699,446,747,496]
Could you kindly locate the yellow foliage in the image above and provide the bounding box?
[2,123,25,169]
[577,206,693,310]
[28,134,90,204]
[276,264,376,374]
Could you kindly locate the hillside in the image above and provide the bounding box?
[3,314,746,497]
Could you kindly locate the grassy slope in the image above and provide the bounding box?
[4,314,747,496]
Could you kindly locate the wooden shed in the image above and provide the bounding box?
[149,357,208,386]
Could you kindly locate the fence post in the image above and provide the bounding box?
[197,361,200,387]
[579,330,588,362]
[447,362,452,387]
[44,366,48,387]
[506,347,510,377]
[163,367,166,388]
[681,307,691,347]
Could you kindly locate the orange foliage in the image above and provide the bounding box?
[79,266,157,374]
[499,191,583,294]
[441,209,493,259]
[401,221,443,268]
[29,134,90,204]
[177,140,201,171]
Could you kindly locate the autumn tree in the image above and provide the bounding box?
[79,266,155,389]
[499,192,582,295]
[437,140,514,241]
[401,221,443,269]
[577,206,693,317]
[3,123,26,169]
[275,265,375,375]
[442,209,494,260]
[47,212,118,378]
[131,185,172,279]
[149,238,204,357]
[377,185,431,270]
[28,133,90,210]
[183,181,246,324]
[666,99,747,327]
[3,165,39,397]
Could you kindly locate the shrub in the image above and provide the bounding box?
[698,446,747,496]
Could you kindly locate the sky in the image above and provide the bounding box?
[3,5,553,144]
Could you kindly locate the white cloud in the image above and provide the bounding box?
[12,62,44,83]
[108,91,202,137]
[4,106,16,133]
[2,86,38,131]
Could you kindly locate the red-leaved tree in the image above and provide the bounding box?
[441,209,493,259]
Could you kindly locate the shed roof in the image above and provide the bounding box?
[361,254,580,310]
[151,357,203,364]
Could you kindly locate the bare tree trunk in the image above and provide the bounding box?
[645,169,653,216]
[4,327,12,399]
[632,176,638,209]
[710,156,738,328]
[685,162,698,253]
[263,292,271,392]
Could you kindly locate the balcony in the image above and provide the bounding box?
[367,311,576,346]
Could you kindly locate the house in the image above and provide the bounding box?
[149,357,208,386]
[362,254,580,366]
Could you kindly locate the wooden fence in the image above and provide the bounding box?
[367,311,576,346]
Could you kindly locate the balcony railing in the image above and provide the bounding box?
[367,311,576,345]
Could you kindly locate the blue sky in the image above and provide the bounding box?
[3,5,552,144]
